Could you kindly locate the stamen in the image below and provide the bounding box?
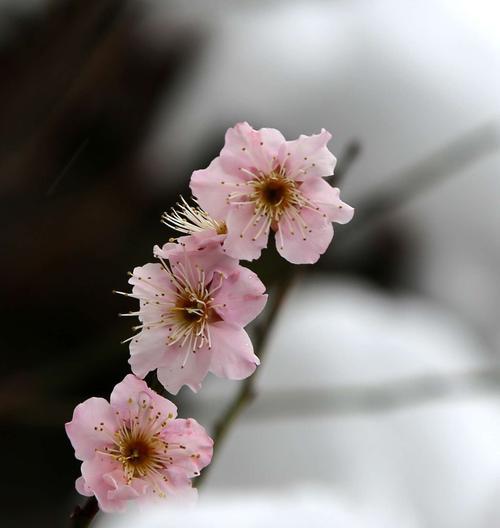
[239,167,256,178]
[162,196,226,236]
[277,223,285,250]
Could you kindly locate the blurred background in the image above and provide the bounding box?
[1,0,500,526]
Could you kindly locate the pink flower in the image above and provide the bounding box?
[119,235,267,394]
[65,374,213,513]
[190,122,354,264]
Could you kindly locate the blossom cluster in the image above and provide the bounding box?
[66,123,353,513]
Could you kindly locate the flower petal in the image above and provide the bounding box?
[163,418,213,478]
[128,263,176,324]
[161,467,198,503]
[174,231,226,252]
[190,156,238,220]
[222,203,270,261]
[105,470,143,502]
[157,238,238,285]
[300,177,354,224]
[75,476,93,497]
[157,344,213,394]
[65,397,117,461]
[219,122,286,176]
[81,457,126,513]
[213,267,267,326]
[275,208,333,264]
[208,322,259,380]
[129,326,171,379]
[284,129,336,180]
[110,373,177,421]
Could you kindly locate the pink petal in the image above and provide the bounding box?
[110,373,177,420]
[275,208,333,264]
[65,397,117,461]
[75,476,93,497]
[107,486,140,503]
[208,321,259,380]
[190,156,239,220]
[129,326,171,379]
[155,238,238,285]
[219,122,286,176]
[300,177,354,224]
[175,231,226,251]
[133,470,196,505]
[222,203,270,261]
[172,241,238,281]
[213,267,267,326]
[80,456,125,513]
[129,263,176,300]
[160,467,198,503]
[128,263,176,323]
[283,129,336,180]
[105,471,143,502]
[163,418,214,478]
[155,233,226,266]
[157,344,213,394]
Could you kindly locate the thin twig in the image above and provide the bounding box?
[326,140,361,185]
[195,266,297,487]
[345,121,500,239]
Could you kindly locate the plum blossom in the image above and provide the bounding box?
[118,234,267,394]
[190,122,354,264]
[65,374,213,512]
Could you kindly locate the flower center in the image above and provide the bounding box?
[122,438,153,468]
[222,166,318,245]
[259,178,288,206]
[109,426,168,482]
[164,271,224,354]
[175,295,209,325]
[251,172,297,221]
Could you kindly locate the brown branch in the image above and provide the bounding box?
[69,497,98,528]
